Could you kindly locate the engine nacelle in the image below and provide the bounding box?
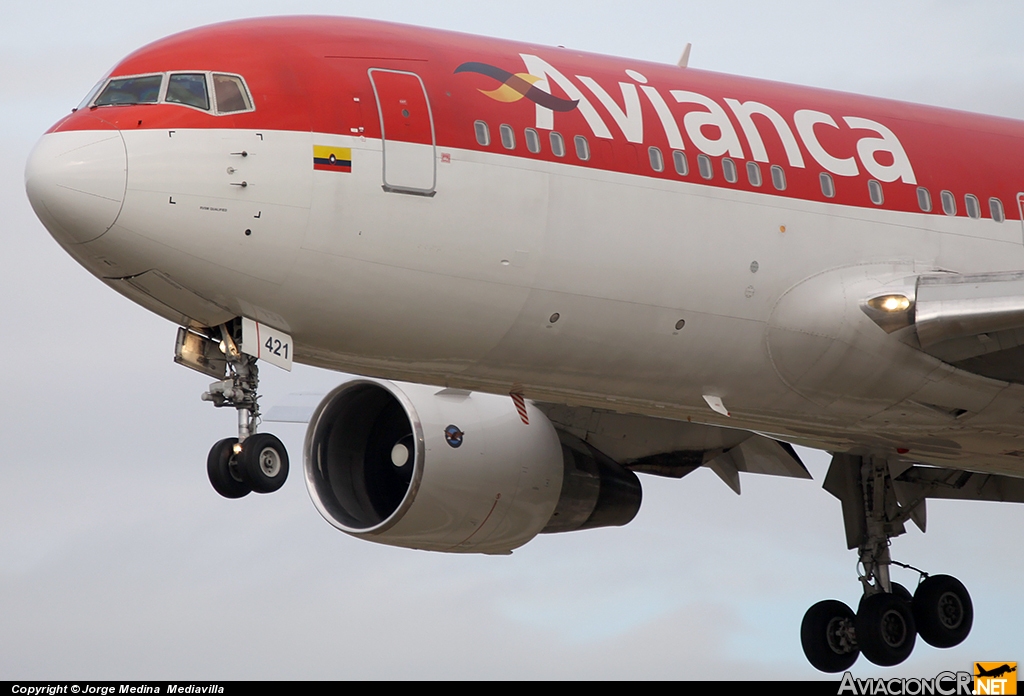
[303,379,641,553]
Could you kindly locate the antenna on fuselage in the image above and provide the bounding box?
[677,43,692,68]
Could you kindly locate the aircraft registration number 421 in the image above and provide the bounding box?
[240,317,293,371]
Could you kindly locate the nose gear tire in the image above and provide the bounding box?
[239,432,289,494]
[207,437,251,499]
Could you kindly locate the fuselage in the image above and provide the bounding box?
[25,16,1024,475]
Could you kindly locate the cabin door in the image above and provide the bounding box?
[1017,193,1024,244]
[368,69,436,196]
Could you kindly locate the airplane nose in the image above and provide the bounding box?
[25,121,127,245]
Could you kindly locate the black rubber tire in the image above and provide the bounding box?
[239,433,289,494]
[856,592,917,667]
[891,583,913,604]
[913,575,973,648]
[858,583,913,613]
[207,437,251,499]
[801,600,860,673]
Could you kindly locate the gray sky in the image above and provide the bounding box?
[3,0,1023,680]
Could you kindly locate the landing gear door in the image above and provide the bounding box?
[368,69,436,196]
[240,317,293,371]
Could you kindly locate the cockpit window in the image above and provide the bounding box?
[77,73,111,111]
[166,73,209,110]
[88,71,253,115]
[213,74,252,113]
[94,74,163,106]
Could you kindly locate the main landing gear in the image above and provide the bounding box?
[800,454,972,672]
[177,322,289,498]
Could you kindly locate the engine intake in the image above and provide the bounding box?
[304,380,419,532]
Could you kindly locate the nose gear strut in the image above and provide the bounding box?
[201,324,260,442]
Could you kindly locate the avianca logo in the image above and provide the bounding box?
[454,62,578,112]
[456,53,917,185]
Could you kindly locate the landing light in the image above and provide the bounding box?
[233,443,242,455]
[862,293,915,333]
[870,294,912,312]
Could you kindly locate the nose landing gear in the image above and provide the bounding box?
[801,454,972,672]
[176,322,290,498]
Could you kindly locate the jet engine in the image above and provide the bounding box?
[303,379,641,553]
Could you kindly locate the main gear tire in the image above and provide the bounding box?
[913,575,973,649]
[858,583,913,613]
[856,592,916,667]
[801,600,859,673]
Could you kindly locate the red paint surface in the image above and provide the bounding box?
[47,16,1024,221]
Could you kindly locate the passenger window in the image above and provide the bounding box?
[212,74,252,113]
[917,187,932,212]
[746,161,762,187]
[820,172,835,198]
[722,158,738,183]
[166,73,209,110]
[474,120,490,146]
[550,132,565,157]
[868,180,883,205]
[965,194,980,219]
[990,197,1005,222]
[500,124,515,150]
[697,154,713,180]
[574,135,590,161]
[941,190,956,216]
[525,128,541,154]
[94,74,163,106]
[649,146,664,172]
[771,165,786,191]
[673,150,688,176]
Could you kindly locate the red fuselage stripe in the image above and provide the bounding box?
[49,16,1024,221]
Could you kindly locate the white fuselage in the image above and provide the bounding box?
[31,126,1024,474]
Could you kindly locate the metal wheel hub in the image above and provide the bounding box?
[937,591,964,629]
[881,609,908,648]
[826,616,855,655]
[258,447,281,477]
[228,458,246,483]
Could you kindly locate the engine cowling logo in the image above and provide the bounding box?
[444,424,464,448]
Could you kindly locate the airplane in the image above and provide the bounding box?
[23,15,1024,673]
[976,664,1017,679]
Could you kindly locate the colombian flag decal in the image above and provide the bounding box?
[313,145,352,172]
